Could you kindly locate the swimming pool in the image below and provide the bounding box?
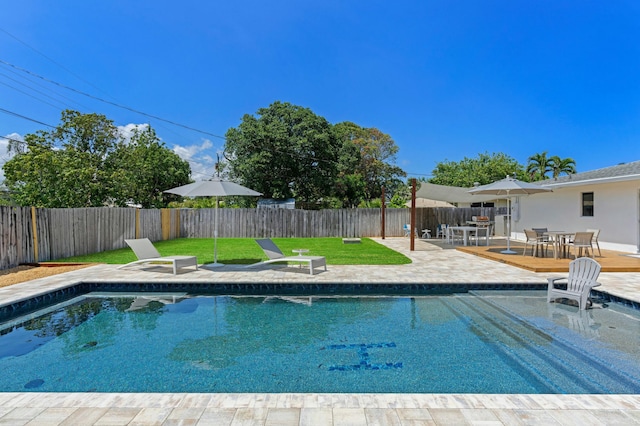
[1,290,639,394]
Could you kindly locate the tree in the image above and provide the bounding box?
[429,152,526,187]
[549,156,577,179]
[526,151,553,181]
[224,101,341,204]
[333,121,406,207]
[106,126,191,208]
[3,110,191,208]
[4,110,120,207]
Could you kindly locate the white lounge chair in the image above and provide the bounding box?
[547,257,601,310]
[249,238,326,275]
[119,238,198,275]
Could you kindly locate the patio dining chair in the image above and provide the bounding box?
[586,229,602,257]
[523,229,549,257]
[532,227,550,242]
[569,232,595,258]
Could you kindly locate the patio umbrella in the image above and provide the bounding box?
[404,198,456,208]
[164,177,262,267]
[468,176,552,254]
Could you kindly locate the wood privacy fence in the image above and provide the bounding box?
[0,206,493,270]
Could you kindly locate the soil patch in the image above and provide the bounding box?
[0,264,94,289]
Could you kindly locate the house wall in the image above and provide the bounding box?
[515,180,640,253]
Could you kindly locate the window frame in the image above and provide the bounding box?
[581,192,594,217]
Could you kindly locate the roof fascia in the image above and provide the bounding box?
[543,174,640,188]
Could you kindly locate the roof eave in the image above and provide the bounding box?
[543,174,640,188]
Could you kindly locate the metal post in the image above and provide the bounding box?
[381,186,386,239]
[411,179,416,251]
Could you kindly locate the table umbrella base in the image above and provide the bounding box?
[202,262,225,269]
[501,249,517,255]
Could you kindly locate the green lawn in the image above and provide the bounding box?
[55,237,411,265]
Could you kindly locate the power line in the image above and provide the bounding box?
[0,65,91,110]
[0,27,119,102]
[0,76,68,111]
[0,107,56,128]
[0,59,227,140]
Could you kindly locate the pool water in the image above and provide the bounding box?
[1,290,639,393]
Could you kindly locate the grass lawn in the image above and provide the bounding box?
[55,237,412,266]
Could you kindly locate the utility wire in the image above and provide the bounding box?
[0,107,56,128]
[0,27,118,101]
[0,75,69,111]
[0,28,200,146]
[0,59,227,140]
[0,65,91,110]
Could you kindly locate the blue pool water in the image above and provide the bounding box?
[1,290,639,393]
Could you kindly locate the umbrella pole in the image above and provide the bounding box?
[209,196,224,267]
[501,196,517,254]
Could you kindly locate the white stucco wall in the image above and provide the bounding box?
[513,180,640,253]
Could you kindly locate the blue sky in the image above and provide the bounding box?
[1,0,639,182]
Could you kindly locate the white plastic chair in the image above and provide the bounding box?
[547,257,601,310]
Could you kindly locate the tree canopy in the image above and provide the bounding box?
[224,102,406,207]
[429,152,526,187]
[224,101,340,204]
[3,110,191,208]
[526,151,577,180]
[333,122,406,207]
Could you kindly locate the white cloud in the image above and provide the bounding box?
[117,123,150,144]
[172,139,218,180]
[0,132,22,182]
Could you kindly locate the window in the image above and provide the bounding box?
[582,192,594,216]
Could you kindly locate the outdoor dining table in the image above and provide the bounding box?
[544,231,575,259]
[448,226,488,246]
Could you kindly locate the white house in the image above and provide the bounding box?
[515,160,640,254]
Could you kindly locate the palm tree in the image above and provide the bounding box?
[549,156,577,179]
[526,152,552,181]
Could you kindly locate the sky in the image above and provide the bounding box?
[1,0,640,182]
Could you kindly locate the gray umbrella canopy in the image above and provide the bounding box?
[164,178,262,198]
[164,178,262,267]
[468,176,552,197]
[468,176,552,254]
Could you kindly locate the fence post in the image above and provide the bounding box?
[135,208,140,239]
[31,206,38,262]
[161,208,171,240]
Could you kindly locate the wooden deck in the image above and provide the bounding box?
[450,239,640,273]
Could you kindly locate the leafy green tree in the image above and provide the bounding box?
[333,121,406,206]
[106,126,191,208]
[549,155,577,179]
[3,110,191,208]
[4,110,120,207]
[430,152,526,187]
[526,151,553,181]
[224,101,341,204]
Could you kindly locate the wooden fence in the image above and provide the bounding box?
[0,206,493,270]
